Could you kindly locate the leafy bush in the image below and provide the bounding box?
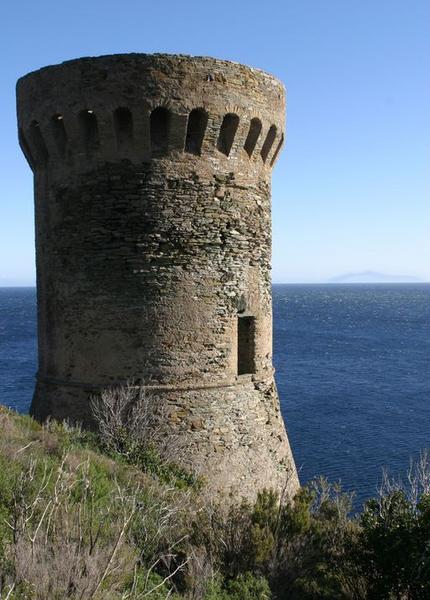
[358,488,430,599]
[204,573,271,599]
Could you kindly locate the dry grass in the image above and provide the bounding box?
[0,408,192,600]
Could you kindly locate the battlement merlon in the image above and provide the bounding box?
[16,54,286,178]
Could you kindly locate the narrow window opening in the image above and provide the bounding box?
[51,114,67,157]
[185,108,208,155]
[114,107,134,148]
[79,109,99,151]
[28,121,49,166]
[217,113,239,156]
[18,128,36,170]
[237,316,256,375]
[244,118,262,157]
[270,133,284,166]
[260,125,277,163]
[150,107,170,156]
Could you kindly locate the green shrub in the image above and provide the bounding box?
[204,573,271,600]
[358,489,430,599]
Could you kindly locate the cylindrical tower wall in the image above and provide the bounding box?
[17,54,298,499]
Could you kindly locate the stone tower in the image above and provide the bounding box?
[16,54,299,500]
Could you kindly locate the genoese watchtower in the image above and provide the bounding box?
[16,54,298,499]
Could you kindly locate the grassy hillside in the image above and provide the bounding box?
[0,405,429,599]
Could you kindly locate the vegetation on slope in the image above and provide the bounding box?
[0,401,429,599]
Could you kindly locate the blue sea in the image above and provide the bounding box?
[1,284,429,508]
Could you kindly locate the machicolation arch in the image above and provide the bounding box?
[261,124,277,163]
[217,113,240,156]
[244,117,262,158]
[185,108,208,155]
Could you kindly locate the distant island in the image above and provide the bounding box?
[329,271,424,284]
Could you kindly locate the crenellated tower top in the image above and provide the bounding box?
[17,54,285,180]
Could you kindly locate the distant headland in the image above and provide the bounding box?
[329,271,424,284]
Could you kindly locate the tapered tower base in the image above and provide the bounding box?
[32,376,298,501]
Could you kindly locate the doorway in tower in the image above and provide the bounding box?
[237,315,256,375]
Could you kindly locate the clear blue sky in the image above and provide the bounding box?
[1,0,429,284]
